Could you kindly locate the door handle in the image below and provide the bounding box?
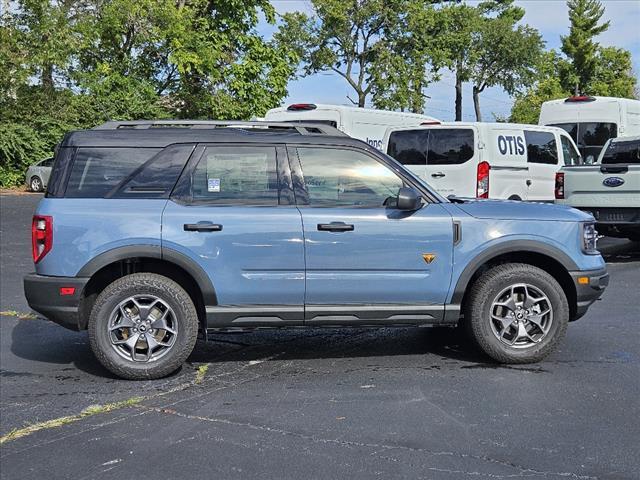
[184,222,223,232]
[317,222,354,232]
[431,172,445,178]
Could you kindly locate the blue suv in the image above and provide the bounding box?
[24,120,609,379]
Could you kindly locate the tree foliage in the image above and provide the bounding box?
[561,0,610,94]
[510,0,637,124]
[0,0,299,186]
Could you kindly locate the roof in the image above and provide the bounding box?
[60,126,368,149]
[266,104,439,121]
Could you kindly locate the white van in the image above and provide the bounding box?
[539,96,640,164]
[264,103,440,150]
[384,122,581,201]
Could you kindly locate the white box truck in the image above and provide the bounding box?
[539,95,640,164]
[264,103,440,150]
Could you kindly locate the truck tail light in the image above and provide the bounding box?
[476,161,490,198]
[555,172,565,199]
[32,215,53,263]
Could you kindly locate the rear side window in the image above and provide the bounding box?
[387,130,429,165]
[45,147,74,198]
[525,131,558,164]
[188,146,279,205]
[65,148,161,198]
[387,129,474,166]
[601,140,640,164]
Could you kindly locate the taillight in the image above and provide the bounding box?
[32,215,53,263]
[476,161,490,198]
[555,172,565,199]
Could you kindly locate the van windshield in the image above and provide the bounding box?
[549,122,617,163]
[601,139,640,165]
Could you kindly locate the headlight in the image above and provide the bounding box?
[581,223,599,254]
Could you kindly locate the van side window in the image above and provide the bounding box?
[296,147,403,208]
[387,130,428,165]
[560,136,581,165]
[427,129,474,165]
[524,131,558,165]
[188,146,279,205]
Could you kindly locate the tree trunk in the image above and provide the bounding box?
[42,64,54,90]
[473,85,482,122]
[455,69,463,121]
[358,90,366,108]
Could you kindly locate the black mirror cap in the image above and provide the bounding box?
[397,187,422,211]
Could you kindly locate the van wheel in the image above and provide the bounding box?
[508,195,521,201]
[30,176,43,192]
[89,273,199,380]
[463,263,569,364]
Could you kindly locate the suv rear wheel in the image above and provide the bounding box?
[88,273,198,379]
[464,263,569,364]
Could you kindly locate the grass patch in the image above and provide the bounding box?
[0,310,37,320]
[0,396,143,445]
[194,364,209,384]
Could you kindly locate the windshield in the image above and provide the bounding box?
[549,122,617,164]
[601,139,640,165]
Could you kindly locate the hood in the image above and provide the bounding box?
[451,199,594,222]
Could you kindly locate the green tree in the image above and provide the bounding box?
[276,0,404,108]
[469,10,544,121]
[561,0,610,95]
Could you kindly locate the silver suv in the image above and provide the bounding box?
[25,157,53,192]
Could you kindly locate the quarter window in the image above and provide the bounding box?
[189,146,279,205]
[297,147,403,207]
[66,148,161,198]
[524,131,558,165]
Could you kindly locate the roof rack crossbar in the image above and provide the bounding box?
[94,120,346,136]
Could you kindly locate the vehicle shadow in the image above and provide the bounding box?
[9,318,489,379]
[599,238,640,264]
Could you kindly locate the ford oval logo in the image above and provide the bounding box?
[603,177,625,187]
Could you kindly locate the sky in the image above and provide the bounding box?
[260,0,640,122]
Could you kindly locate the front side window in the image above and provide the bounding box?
[601,139,640,165]
[524,131,558,164]
[297,147,403,207]
[66,148,161,198]
[189,146,279,205]
[561,136,581,165]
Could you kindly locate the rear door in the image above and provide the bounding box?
[290,145,454,324]
[524,130,560,201]
[162,144,305,327]
[387,126,477,197]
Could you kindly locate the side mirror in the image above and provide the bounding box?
[396,187,422,211]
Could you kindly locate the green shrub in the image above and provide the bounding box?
[0,123,49,187]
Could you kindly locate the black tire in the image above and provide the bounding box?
[88,273,199,380]
[30,176,43,192]
[463,263,569,364]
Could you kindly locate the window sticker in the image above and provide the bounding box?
[207,178,220,192]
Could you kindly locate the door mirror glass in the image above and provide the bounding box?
[396,187,422,211]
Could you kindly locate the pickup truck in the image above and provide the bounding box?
[555,136,640,240]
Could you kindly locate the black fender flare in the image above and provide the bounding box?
[450,239,578,305]
[76,245,217,305]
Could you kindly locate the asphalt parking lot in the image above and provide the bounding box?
[1,193,638,479]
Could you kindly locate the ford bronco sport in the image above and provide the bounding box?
[24,120,608,379]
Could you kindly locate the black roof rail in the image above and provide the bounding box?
[94,120,346,136]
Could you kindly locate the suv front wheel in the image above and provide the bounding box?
[89,273,199,380]
[464,263,569,364]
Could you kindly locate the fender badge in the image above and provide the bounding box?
[422,253,436,264]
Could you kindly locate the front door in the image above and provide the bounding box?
[162,144,305,328]
[289,145,454,325]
